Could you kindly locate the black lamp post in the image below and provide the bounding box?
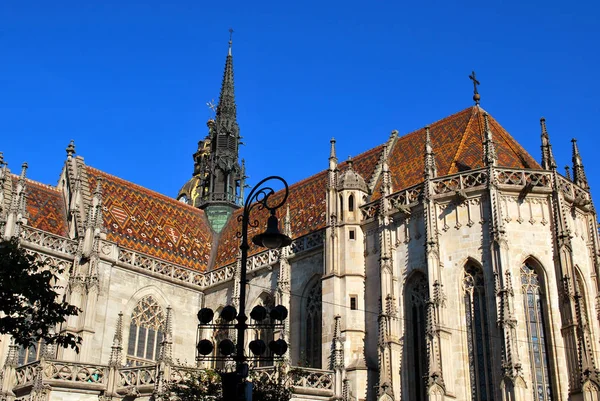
[235,176,291,397]
[197,176,292,401]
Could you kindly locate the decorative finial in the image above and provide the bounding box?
[347,156,354,169]
[539,117,556,170]
[482,113,497,166]
[329,138,337,160]
[66,140,75,158]
[571,138,589,189]
[0,152,4,167]
[228,28,234,56]
[20,162,28,179]
[469,71,481,105]
[424,126,437,179]
[565,165,571,181]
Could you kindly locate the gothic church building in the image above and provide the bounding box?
[1,39,599,401]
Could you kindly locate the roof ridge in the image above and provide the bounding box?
[448,106,479,174]
[86,166,207,215]
[10,174,60,192]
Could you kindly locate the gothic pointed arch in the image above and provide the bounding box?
[462,261,494,401]
[520,259,554,401]
[126,295,166,366]
[212,306,229,370]
[251,292,275,367]
[301,276,322,368]
[404,271,428,401]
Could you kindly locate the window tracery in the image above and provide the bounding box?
[521,263,553,401]
[126,295,166,366]
[463,264,494,401]
[405,273,428,401]
[304,281,322,368]
[254,293,275,367]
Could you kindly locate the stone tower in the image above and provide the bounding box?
[178,32,244,232]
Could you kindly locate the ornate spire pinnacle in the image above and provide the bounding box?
[565,165,572,181]
[424,126,437,179]
[331,315,344,370]
[109,312,124,367]
[482,113,497,166]
[158,306,173,363]
[571,138,589,189]
[469,71,481,105]
[228,28,233,56]
[66,140,76,159]
[540,117,557,170]
[0,152,4,168]
[215,30,239,143]
[284,204,291,237]
[329,138,338,167]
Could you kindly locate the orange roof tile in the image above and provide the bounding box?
[213,145,384,268]
[87,167,213,271]
[373,106,540,198]
[18,177,69,237]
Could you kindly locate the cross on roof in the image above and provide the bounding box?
[469,71,481,105]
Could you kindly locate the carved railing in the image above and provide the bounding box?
[115,248,204,287]
[288,367,334,390]
[557,174,592,206]
[203,231,325,289]
[118,365,156,387]
[14,362,39,386]
[20,226,78,255]
[433,169,488,194]
[44,361,107,384]
[495,168,551,188]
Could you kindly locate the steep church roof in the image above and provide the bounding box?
[87,167,213,271]
[372,105,540,199]
[14,176,69,237]
[213,144,383,267]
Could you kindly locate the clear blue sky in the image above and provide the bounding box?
[1,1,599,202]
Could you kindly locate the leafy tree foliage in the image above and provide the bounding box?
[167,368,292,401]
[0,238,81,350]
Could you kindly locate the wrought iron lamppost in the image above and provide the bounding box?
[234,176,291,399]
[196,176,292,401]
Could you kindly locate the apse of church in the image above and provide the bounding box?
[0,38,599,401]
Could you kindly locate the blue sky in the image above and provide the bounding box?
[1,1,599,202]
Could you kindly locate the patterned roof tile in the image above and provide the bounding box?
[17,177,69,237]
[86,167,213,271]
[213,145,384,268]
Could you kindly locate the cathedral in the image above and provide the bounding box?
[0,36,599,401]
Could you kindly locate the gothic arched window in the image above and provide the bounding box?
[405,273,428,401]
[463,264,494,401]
[521,263,553,401]
[126,295,166,366]
[213,309,229,370]
[253,293,275,367]
[304,281,322,368]
[348,194,355,212]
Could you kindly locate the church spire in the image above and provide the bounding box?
[215,28,239,144]
[540,117,557,170]
[571,138,589,190]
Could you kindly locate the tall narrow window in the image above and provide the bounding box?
[521,263,553,401]
[405,273,428,401]
[126,295,166,366]
[213,311,229,370]
[348,194,355,211]
[339,195,344,220]
[463,264,494,401]
[17,342,42,366]
[305,281,322,368]
[253,294,275,367]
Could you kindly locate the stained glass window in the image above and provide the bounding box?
[406,273,428,401]
[126,295,165,366]
[463,265,494,401]
[305,281,322,368]
[521,263,553,401]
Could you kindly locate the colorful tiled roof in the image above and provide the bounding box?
[373,106,540,198]
[213,144,384,267]
[18,177,69,237]
[86,167,213,271]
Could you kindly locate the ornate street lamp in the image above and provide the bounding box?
[196,176,292,400]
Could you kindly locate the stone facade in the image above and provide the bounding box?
[0,42,599,401]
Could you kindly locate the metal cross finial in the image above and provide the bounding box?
[228,28,234,54]
[469,71,481,105]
